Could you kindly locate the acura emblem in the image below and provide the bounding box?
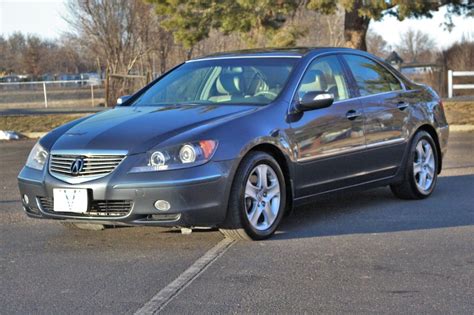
[70,158,84,175]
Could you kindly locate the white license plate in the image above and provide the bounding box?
[53,189,88,213]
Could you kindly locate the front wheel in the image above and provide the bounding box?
[390,131,439,199]
[219,152,286,240]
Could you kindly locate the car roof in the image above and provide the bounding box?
[188,47,364,62]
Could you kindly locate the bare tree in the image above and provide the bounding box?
[22,35,51,79]
[51,35,97,74]
[66,0,149,73]
[442,33,474,71]
[0,36,9,75]
[65,0,174,105]
[2,32,26,75]
[0,32,94,77]
[290,7,345,47]
[396,28,437,63]
[366,30,390,58]
[322,10,345,47]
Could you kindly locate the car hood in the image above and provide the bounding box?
[51,105,256,154]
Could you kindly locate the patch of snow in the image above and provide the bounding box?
[0,130,22,140]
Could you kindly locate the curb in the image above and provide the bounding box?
[449,125,474,132]
[24,132,47,139]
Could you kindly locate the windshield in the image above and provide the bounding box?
[132,58,298,106]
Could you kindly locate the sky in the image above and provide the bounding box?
[0,0,473,49]
[0,0,70,40]
[370,5,473,50]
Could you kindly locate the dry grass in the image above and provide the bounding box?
[443,100,474,125]
[0,114,88,133]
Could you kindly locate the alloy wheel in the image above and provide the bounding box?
[244,164,281,231]
[413,139,436,193]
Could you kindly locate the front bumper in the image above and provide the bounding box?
[17,157,235,227]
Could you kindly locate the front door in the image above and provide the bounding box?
[289,55,366,198]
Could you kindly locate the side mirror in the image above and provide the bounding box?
[297,91,334,111]
[116,95,131,106]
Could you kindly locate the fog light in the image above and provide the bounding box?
[154,200,170,211]
[23,194,29,205]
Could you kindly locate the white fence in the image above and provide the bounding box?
[0,80,103,109]
[447,70,474,98]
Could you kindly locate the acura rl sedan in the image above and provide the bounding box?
[18,48,449,240]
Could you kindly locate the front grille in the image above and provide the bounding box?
[50,154,125,178]
[91,200,133,216]
[37,197,132,217]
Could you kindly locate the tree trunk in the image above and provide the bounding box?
[104,66,110,107]
[186,47,194,60]
[159,50,167,75]
[343,1,370,51]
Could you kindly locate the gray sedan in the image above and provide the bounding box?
[18,47,449,240]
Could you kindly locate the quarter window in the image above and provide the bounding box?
[297,55,349,102]
[343,54,402,96]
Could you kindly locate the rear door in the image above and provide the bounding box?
[289,55,366,197]
[341,54,410,177]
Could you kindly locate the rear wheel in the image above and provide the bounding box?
[219,151,286,240]
[390,131,438,199]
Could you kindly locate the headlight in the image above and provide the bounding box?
[130,140,217,173]
[26,142,49,170]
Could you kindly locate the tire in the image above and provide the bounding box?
[219,151,287,240]
[60,222,107,231]
[390,131,439,200]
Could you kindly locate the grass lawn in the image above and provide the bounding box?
[443,100,474,125]
[0,114,88,133]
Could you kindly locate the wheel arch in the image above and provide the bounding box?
[414,124,443,173]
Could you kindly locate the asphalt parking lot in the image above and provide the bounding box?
[1,132,473,314]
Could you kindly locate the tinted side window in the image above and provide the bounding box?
[343,55,402,96]
[297,55,349,101]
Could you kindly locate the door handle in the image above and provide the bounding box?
[397,101,409,111]
[346,109,361,120]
